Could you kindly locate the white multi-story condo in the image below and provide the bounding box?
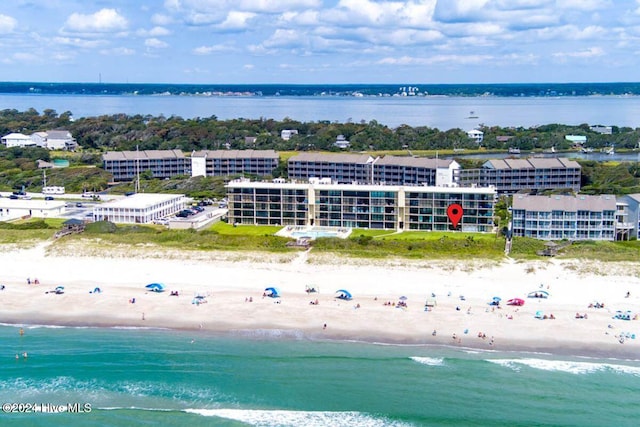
[226,179,496,232]
[511,194,616,241]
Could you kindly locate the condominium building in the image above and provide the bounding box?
[617,194,640,240]
[93,193,186,224]
[103,150,190,181]
[287,153,376,183]
[226,179,496,232]
[287,153,460,186]
[459,158,581,194]
[373,155,460,186]
[511,194,616,241]
[191,149,278,177]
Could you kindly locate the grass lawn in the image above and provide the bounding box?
[1,218,639,262]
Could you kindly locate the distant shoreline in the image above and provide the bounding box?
[2,81,640,98]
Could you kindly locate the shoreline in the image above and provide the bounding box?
[1,242,639,360]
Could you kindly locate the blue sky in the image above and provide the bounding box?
[1,0,640,84]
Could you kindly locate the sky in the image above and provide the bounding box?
[1,0,640,84]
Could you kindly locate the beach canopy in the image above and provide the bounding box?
[335,289,352,300]
[54,286,65,294]
[264,287,280,298]
[507,298,525,306]
[399,296,408,301]
[527,290,549,298]
[146,283,165,292]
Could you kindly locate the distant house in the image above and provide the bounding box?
[43,130,77,150]
[467,129,484,143]
[565,135,587,145]
[334,135,350,149]
[1,132,34,148]
[590,125,612,135]
[496,136,514,143]
[281,129,298,141]
[245,136,257,146]
[0,130,77,150]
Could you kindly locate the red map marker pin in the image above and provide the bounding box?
[447,203,464,228]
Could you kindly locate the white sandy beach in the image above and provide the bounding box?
[1,241,639,358]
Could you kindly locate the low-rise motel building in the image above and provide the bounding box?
[226,178,496,232]
[92,193,186,224]
[0,199,66,221]
[511,194,618,241]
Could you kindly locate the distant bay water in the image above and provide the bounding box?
[1,85,640,130]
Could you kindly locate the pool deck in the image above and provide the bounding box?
[275,226,352,240]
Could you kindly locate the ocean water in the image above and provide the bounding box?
[1,325,639,426]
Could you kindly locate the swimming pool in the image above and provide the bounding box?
[283,226,352,240]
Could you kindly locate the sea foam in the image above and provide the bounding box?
[409,356,445,366]
[487,358,640,376]
[184,408,412,427]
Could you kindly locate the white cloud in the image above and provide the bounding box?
[218,11,256,30]
[378,53,493,66]
[53,37,107,49]
[0,14,17,34]
[64,8,128,33]
[137,26,171,37]
[193,44,235,55]
[145,38,169,49]
[152,13,173,25]
[243,64,254,69]
[552,46,605,58]
[556,0,611,11]
[99,47,136,56]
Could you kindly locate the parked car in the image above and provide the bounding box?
[45,196,54,201]
[76,202,83,207]
[9,194,19,199]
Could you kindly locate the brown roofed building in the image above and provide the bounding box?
[190,149,279,177]
[103,149,189,181]
[288,152,376,184]
[511,194,616,240]
[458,157,581,194]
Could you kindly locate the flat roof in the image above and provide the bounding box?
[191,149,278,159]
[512,194,617,211]
[99,193,185,209]
[288,152,374,164]
[226,180,496,194]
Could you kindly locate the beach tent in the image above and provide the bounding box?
[507,298,525,306]
[535,310,544,319]
[192,295,207,305]
[335,289,352,300]
[489,296,501,306]
[54,286,65,294]
[146,283,165,292]
[527,290,549,299]
[264,287,280,298]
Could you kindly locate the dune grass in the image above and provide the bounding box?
[2,218,639,262]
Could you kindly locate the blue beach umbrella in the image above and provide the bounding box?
[335,289,352,300]
[146,283,165,292]
[264,287,280,298]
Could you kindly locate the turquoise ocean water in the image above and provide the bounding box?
[2,325,639,426]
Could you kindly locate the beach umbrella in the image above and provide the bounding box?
[264,287,280,298]
[492,296,501,302]
[335,289,352,300]
[507,298,525,306]
[399,296,408,301]
[146,283,165,292]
